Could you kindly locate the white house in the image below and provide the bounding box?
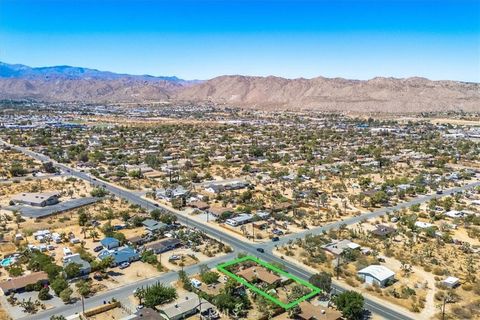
[441,276,460,288]
[357,265,395,287]
[225,213,252,227]
[444,210,464,219]
[414,221,434,229]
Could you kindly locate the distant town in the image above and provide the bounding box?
[0,101,479,320]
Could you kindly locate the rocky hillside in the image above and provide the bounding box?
[176,75,480,112]
[0,62,478,112]
[0,62,185,102]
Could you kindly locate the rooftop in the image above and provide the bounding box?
[358,265,395,282]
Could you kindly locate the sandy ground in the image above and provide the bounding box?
[274,250,422,320]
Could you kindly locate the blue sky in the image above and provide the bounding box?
[0,0,479,81]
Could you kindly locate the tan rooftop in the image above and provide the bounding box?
[0,271,48,293]
[237,266,280,285]
[298,301,343,320]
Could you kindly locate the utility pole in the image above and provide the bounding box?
[81,295,85,314]
[336,255,340,280]
[252,222,255,242]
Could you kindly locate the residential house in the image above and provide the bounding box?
[127,235,146,246]
[225,213,253,227]
[297,301,342,320]
[143,238,182,254]
[414,221,434,229]
[100,237,120,250]
[132,308,163,320]
[189,201,210,210]
[98,246,140,266]
[370,225,396,238]
[156,186,190,201]
[237,266,282,285]
[357,265,395,287]
[159,292,217,320]
[322,239,361,256]
[444,210,465,219]
[0,271,49,295]
[63,253,91,275]
[142,219,168,233]
[206,206,233,218]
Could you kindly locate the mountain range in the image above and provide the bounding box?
[0,62,478,112]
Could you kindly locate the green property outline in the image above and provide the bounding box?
[217,255,321,309]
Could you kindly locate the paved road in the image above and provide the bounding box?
[4,140,479,320]
[21,253,236,320]
[265,179,480,249]
[5,197,100,218]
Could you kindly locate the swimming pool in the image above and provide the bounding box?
[0,257,15,267]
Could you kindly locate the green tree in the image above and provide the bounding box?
[91,256,114,272]
[42,162,57,174]
[51,277,69,296]
[150,209,162,221]
[90,187,107,197]
[59,287,73,303]
[78,212,89,226]
[77,280,91,297]
[199,265,220,285]
[7,264,24,277]
[38,287,51,300]
[64,263,81,279]
[309,272,332,295]
[143,282,177,308]
[9,163,27,177]
[178,270,192,291]
[334,290,364,320]
[159,213,177,225]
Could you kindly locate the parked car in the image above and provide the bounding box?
[93,245,104,252]
[272,237,280,242]
[169,255,181,261]
[119,262,130,269]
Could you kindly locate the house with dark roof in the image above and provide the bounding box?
[370,225,397,238]
[132,307,163,320]
[143,238,181,254]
